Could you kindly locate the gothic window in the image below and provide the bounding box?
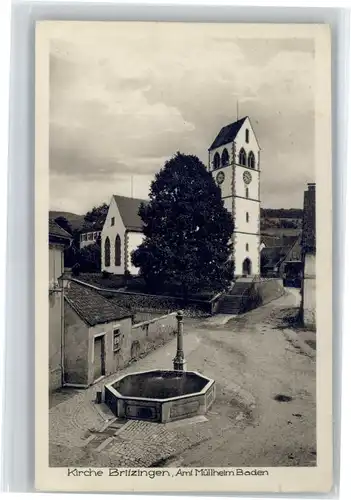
[246,212,249,223]
[245,129,249,143]
[213,152,220,170]
[248,151,255,169]
[111,217,115,226]
[115,234,121,266]
[246,187,249,199]
[221,148,229,167]
[246,243,249,251]
[104,237,111,267]
[239,148,247,166]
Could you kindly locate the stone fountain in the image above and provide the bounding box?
[104,311,215,423]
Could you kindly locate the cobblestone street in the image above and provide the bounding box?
[50,288,316,468]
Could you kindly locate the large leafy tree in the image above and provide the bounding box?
[83,203,109,230]
[132,152,234,299]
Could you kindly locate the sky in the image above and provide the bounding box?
[49,22,315,215]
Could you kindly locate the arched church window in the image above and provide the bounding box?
[245,129,249,143]
[246,212,249,223]
[221,148,229,167]
[246,187,249,199]
[239,148,247,166]
[104,237,111,267]
[213,152,220,170]
[248,151,255,169]
[115,234,121,266]
[246,243,249,251]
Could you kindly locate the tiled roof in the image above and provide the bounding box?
[209,117,247,151]
[261,246,290,268]
[113,195,148,231]
[65,281,132,326]
[261,233,300,248]
[49,219,72,241]
[301,184,316,252]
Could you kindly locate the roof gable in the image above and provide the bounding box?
[209,117,247,151]
[49,219,72,243]
[112,195,148,232]
[261,246,290,268]
[65,281,132,326]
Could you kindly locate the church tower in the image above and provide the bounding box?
[208,116,261,277]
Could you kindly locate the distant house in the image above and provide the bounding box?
[79,229,102,249]
[301,183,316,329]
[48,219,72,391]
[260,234,301,278]
[101,195,147,276]
[64,281,133,386]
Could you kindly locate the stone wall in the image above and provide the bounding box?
[130,313,178,360]
[49,291,63,391]
[64,302,90,385]
[302,253,316,330]
[245,278,285,311]
[254,279,285,305]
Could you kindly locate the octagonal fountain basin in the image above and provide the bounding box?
[104,369,215,423]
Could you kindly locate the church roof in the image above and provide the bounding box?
[113,195,148,232]
[65,281,132,326]
[209,116,247,151]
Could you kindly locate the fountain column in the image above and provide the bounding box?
[173,310,187,371]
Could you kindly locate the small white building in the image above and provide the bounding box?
[79,230,102,249]
[208,116,261,277]
[101,195,147,276]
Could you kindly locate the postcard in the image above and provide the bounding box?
[35,21,332,492]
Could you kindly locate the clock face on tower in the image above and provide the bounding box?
[216,171,225,185]
[243,171,252,184]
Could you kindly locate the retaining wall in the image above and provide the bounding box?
[129,313,178,361]
[253,279,285,306]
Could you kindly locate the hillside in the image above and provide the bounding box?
[49,211,85,232]
[260,208,303,219]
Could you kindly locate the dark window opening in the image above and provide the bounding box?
[213,152,220,170]
[221,148,229,167]
[239,148,247,166]
[104,237,111,267]
[115,234,121,266]
[248,151,255,169]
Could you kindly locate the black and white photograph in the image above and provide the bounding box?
[36,21,332,493]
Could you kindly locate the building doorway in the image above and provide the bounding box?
[93,334,106,381]
[242,258,252,276]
